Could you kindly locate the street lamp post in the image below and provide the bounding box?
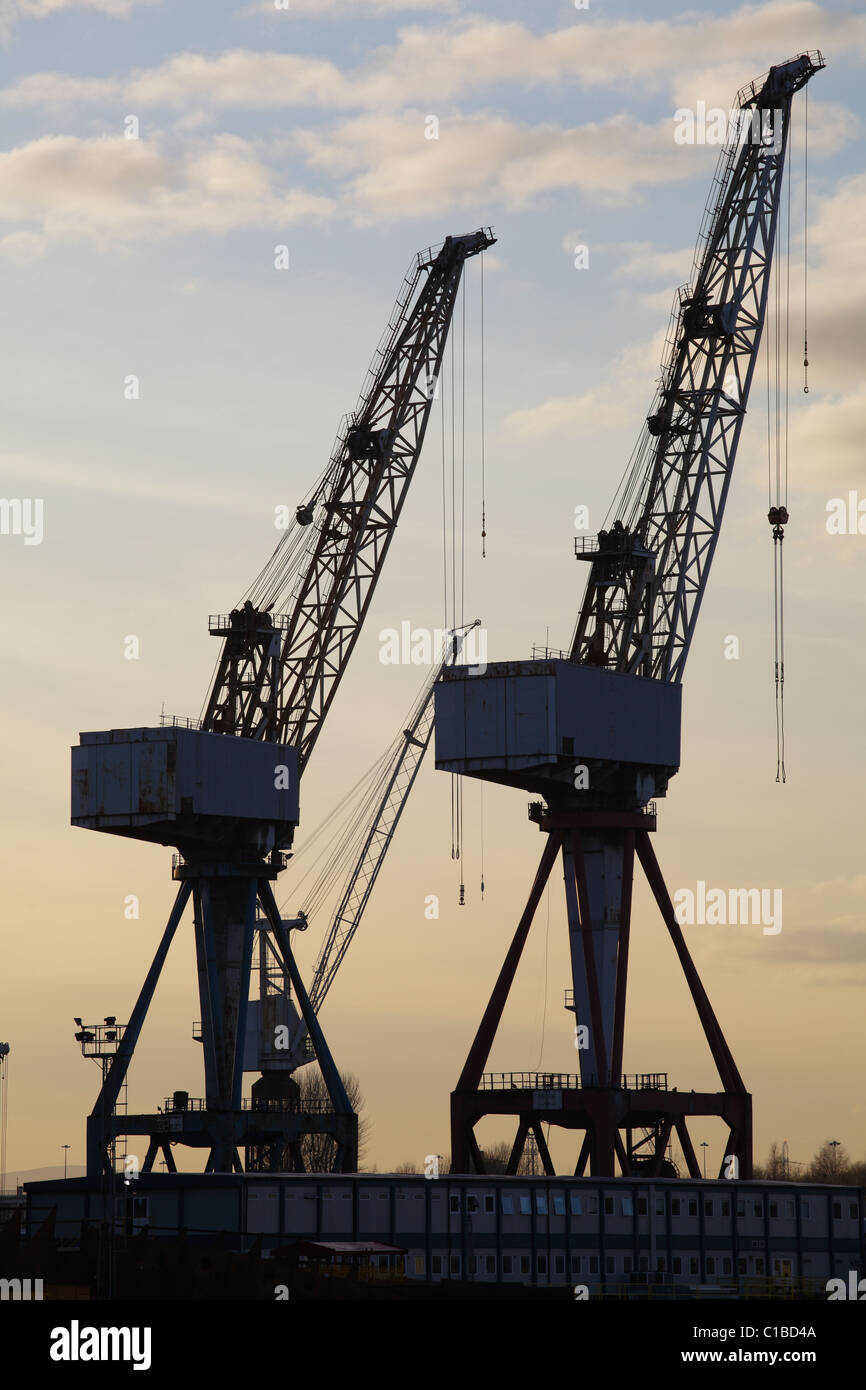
[700,1142,708,1179]
[62,1144,71,1180]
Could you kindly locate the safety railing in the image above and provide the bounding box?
[163,1095,335,1115]
[479,1071,669,1092]
[207,612,293,634]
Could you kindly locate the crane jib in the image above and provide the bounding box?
[200,228,496,795]
[571,52,823,689]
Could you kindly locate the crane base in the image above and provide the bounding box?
[449,819,752,1179]
[89,1104,358,1176]
[451,1080,752,1179]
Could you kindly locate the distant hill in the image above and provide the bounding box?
[3,1165,86,1191]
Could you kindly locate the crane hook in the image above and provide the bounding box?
[768,505,789,540]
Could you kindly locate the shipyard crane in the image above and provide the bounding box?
[71,229,495,1176]
[435,54,823,1178]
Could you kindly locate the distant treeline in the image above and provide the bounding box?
[754,1140,866,1187]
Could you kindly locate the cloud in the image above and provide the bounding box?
[0,133,333,254]
[0,70,124,109]
[0,448,260,514]
[19,0,155,11]
[1,0,158,37]
[127,49,347,110]
[505,335,665,441]
[0,6,860,262]
[296,111,704,222]
[798,174,866,387]
[776,173,866,488]
[612,242,695,283]
[3,5,863,115]
[0,228,47,263]
[237,0,459,15]
[507,155,866,449]
[789,387,866,490]
[774,928,866,965]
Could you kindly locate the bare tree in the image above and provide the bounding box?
[807,1140,851,1183]
[479,1139,535,1175]
[296,1067,370,1172]
[754,1141,789,1180]
[384,1143,537,1176]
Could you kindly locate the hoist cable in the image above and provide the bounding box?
[767,139,794,785]
[450,321,457,634]
[480,255,487,558]
[280,658,438,921]
[778,538,786,782]
[766,304,773,509]
[778,533,783,778]
[441,345,449,636]
[775,191,782,509]
[461,272,467,631]
[785,120,792,505]
[458,277,466,897]
[479,782,485,901]
[447,321,459,862]
[803,86,810,394]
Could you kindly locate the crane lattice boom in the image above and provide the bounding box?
[202,230,495,772]
[571,53,823,684]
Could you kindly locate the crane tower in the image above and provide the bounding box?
[435,54,824,1178]
[71,229,495,1176]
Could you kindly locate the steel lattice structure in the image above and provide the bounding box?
[571,54,822,685]
[436,54,824,1180]
[72,231,495,1177]
[201,231,495,776]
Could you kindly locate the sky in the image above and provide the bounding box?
[0,0,864,1183]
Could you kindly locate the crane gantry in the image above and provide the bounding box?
[435,54,824,1179]
[71,229,494,1176]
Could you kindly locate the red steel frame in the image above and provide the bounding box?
[450,812,752,1178]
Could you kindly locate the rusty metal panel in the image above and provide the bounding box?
[132,740,170,814]
[97,743,132,816]
[71,727,299,838]
[554,662,681,767]
[505,672,555,761]
[435,659,681,775]
[463,672,505,759]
